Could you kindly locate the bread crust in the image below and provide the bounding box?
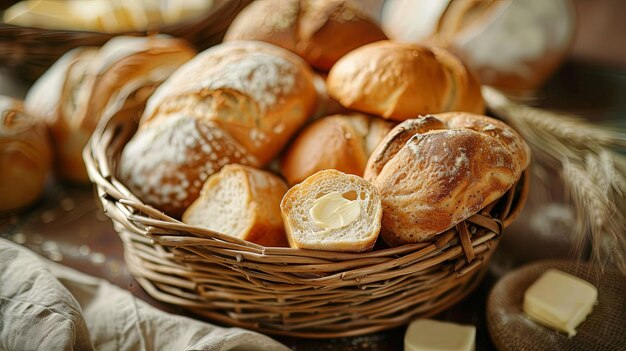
[120,41,316,217]
[224,0,387,71]
[281,113,393,185]
[327,41,484,121]
[183,164,289,247]
[364,113,530,246]
[25,36,195,182]
[0,97,52,212]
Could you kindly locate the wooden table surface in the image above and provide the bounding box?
[1,60,624,350]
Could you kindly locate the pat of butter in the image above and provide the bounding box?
[404,319,475,351]
[309,192,360,230]
[523,269,598,337]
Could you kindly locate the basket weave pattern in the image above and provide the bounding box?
[85,116,530,338]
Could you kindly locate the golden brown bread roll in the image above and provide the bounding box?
[25,36,195,183]
[281,114,393,185]
[183,164,289,247]
[224,0,387,71]
[281,169,382,252]
[120,41,317,218]
[327,41,484,121]
[0,96,52,212]
[381,0,576,91]
[364,112,530,246]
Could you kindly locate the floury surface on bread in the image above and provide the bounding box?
[365,113,530,246]
[119,41,317,218]
[183,164,289,247]
[280,169,383,252]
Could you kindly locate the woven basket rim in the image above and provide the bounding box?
[83,111,530,338]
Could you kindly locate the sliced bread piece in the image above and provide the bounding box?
[280,169,382,252]
[182,164,289,247]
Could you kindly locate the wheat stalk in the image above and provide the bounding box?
[483,86,626,273]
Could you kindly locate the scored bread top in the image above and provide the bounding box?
[364,113,530,246]
[326,40,484,121]
[140,41,317,165]
[281,169,382,252]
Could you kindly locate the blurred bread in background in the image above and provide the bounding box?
[3,0,215,32]
[224,0,387,71]
[0,96,52,212]
[25,35,195,183]
[382,0,576,92]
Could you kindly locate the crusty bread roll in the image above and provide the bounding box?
[120,41,317,218]
[224,0,387,71]
[327,41,484,121]
[25,36,195,182]
[382,0,575,92]
[183,164,289,247]
[0,96,52,212]
[281,113,393,185]
[281,169,382,252]
[364,112,530,246]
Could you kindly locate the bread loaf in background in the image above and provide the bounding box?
[281,113,393,185]
[382,0,576,92]
[327,41,484,121]
[183,164,289,247]
[25,36,195,183]
[364,113,530,246]
[224,0,387,71]
[0,96,52,212]
[281,169,382,252]
[120,41,317,218]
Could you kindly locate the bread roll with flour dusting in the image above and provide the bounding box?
[364,112,530,246]
[119,41,317,217]
[183,165,289,247]
[281,169,382,252]
[25,36,195,182]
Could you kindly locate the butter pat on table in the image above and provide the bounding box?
[404,319,475,351]
[523,269,598,337]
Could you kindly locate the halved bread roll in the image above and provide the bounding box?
[183,164,289,247]
[280,169,382,252]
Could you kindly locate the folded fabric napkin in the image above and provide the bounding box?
[0,238,289,351]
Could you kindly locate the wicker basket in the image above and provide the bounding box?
[84,113,530,338]
[0,0,250,81]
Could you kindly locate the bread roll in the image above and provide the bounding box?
[382,0,576,91]
[364,113,530,246]
[25,36,195,182]
[327,41,484,121]
[281,169,382,252]
[120,41,317,217]
[0,96,52,212]
[183,164,288,247]
[224,0,387,71]
[281,114,393,185]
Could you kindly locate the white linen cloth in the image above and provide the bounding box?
[0,239,289,351]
